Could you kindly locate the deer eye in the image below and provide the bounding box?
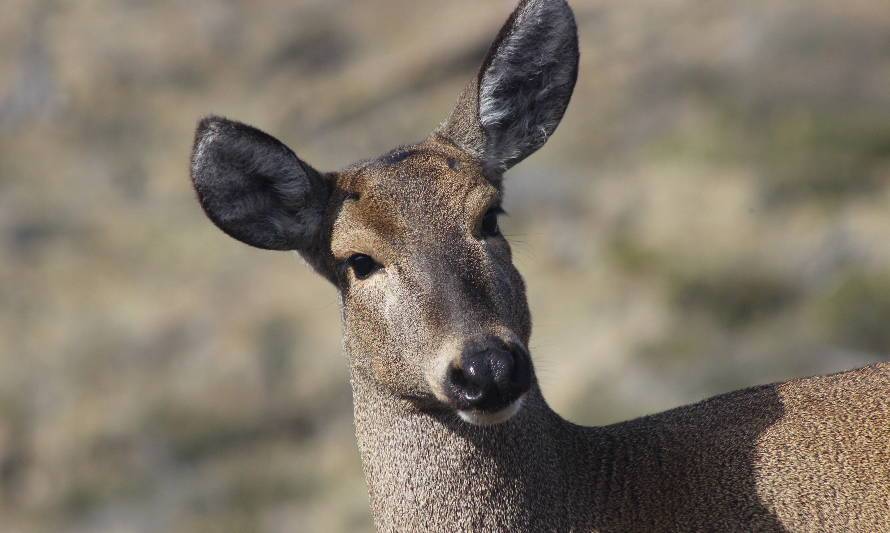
[347,254,380,280]
[480,207,504,238]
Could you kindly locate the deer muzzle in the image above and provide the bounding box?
[443,336,531,425]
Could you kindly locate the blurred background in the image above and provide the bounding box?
[1,0,889,531]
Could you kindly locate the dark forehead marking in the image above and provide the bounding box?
[382,149,416,165]
[336,137,498,198]
[377,144,461,168]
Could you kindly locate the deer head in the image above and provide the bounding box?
[191,0,579,426]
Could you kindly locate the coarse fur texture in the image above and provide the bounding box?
[190,0,890,531]
[191,116,333,278]
[353,364,890,531]
[438,0,579,172]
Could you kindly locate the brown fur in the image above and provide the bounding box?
[190,1,890,530]
[335,136,890,530]
[330,139,531,406]
[354,363,890,531]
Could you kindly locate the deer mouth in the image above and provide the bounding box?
[457,394,526,426]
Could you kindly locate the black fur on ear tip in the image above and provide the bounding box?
[194,115,226,142]
[191,115,229,173]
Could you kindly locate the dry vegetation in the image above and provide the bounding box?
[1,0,888,531]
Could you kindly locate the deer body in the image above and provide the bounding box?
[354,360,890,532]
[190,0,890,530]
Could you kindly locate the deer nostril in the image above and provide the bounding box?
[447,359,494,409]
[448,365,468,388]
[463,386,484,403]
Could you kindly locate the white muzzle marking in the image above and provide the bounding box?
[457,395,525,426]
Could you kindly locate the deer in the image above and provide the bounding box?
[189,0,890,531]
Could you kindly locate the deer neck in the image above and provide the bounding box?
[349,366,606,531]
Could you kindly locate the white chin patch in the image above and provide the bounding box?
[457,396,525,426]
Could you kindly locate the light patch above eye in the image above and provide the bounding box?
[330,206,393,263]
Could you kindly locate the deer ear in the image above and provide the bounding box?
[438,0,579,172]
[190,116,329,252]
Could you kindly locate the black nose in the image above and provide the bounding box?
[446,337,531,411]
